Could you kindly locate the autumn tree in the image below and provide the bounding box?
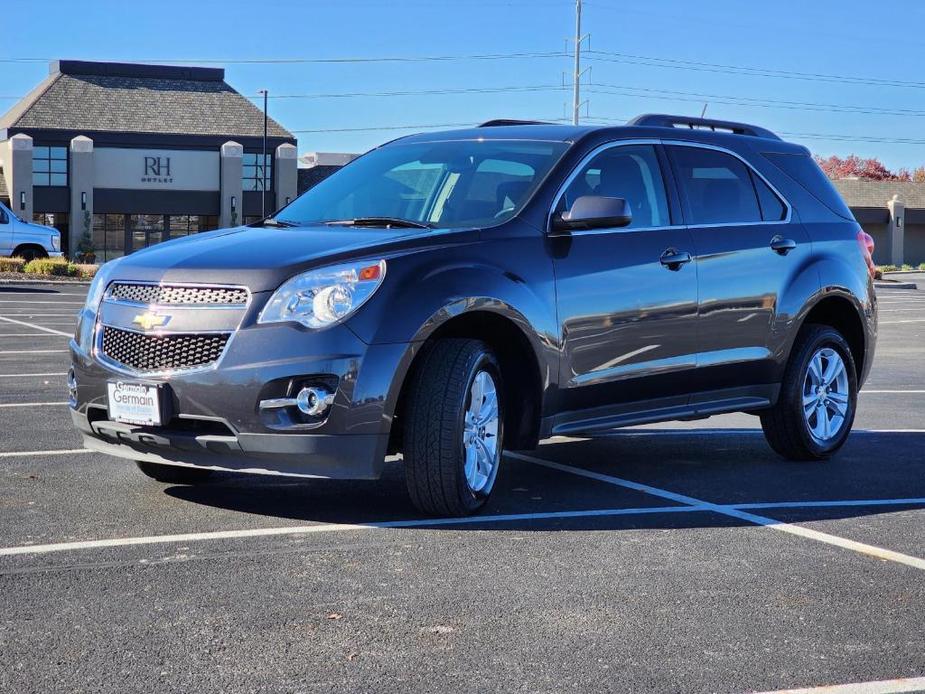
[814,154,912,181]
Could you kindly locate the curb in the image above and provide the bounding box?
[874,280,918,290]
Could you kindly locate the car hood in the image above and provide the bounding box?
[107,224,464,292]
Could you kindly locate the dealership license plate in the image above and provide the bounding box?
[107,381,163,426]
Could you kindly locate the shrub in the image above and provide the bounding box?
[23,257,77,277]
[0,256,26,273]
[878,264,899,274]
[70,263,98,279]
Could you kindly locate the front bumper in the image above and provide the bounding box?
[69,320,412,479]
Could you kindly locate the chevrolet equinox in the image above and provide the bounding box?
[68,114,878,516]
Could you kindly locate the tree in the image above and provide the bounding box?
[814,154,912,181]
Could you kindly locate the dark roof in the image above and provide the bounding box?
[832,179,925,209]
[0,60,293,140]
[298,165,341,194]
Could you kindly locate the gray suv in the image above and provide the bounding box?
[69,114,877,516]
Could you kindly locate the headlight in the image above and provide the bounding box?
[50,234,60,251]
[76,259,119,351]
[259,259,386,329]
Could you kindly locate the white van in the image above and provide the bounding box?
[0,200,62,260]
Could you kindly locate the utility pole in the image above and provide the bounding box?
[259,89,268,218]
[572,0,582,125]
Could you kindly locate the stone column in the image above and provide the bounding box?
[69,135,94,258]
[219,141,243,229]
[887,194,905,266]
[8,133,34,219]
[274,143,298,212]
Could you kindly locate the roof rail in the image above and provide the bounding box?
[627,114,781,141]
[477,119,549,128]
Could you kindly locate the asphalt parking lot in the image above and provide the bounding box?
[1,279,923,694]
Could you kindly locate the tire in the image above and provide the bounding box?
[760,324,858,461]
[135,461,214,484]
[403,338,504,516]
[15,246,47,262]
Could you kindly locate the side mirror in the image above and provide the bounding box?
[552,195,632,232]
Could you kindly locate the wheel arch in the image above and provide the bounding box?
[12,243,48,260]
[388,303,549,454]
[796,292,868,381]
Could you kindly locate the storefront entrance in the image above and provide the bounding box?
[92,214,219,263]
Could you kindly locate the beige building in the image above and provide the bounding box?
[0,60,298,261]
[833,179,925,266]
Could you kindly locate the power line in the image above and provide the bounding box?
[0,51,568,66]
[586,50,925,90]
[581,116,925,146]
[258,85,566,100]
[586,83,925,117]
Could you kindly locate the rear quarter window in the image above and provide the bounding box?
[761,152,854,220]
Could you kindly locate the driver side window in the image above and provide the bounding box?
[558,144,670,229]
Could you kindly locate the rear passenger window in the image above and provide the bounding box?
[751,172,787,221]
[669,146,762,225]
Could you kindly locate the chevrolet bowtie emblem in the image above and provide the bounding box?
[132,311,170,331]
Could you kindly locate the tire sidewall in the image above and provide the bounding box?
[453,349,504,513]
[787,328,858,458]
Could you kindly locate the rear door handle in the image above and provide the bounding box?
[770,236,797,255]
[659,248,692,270]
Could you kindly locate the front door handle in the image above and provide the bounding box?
[770,236,797,255]
[659,248,692,271]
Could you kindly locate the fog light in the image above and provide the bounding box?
[67,367,78,407]
[296,386,333,417]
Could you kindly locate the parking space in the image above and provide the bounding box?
[1,281,924,693]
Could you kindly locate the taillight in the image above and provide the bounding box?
[857,230,875,278]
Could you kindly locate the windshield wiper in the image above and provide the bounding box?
[256,218,299,228]
[323,217,433,229]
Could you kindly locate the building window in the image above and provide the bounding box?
[33,146,68,186]
[168,215,220,239]
[92,214,126,263]
[242,153,272,191]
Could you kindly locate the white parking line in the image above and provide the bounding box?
[0,316,75,335]
[597,428,925,436]
[862,389,925,394]
[0,350,69,354]
[0,373,66,378]
[0,300,84,305]
[0,505,698,557]
[0,486,922,557]
[509,452,925,571]
[0,333,68,338]
[881,319,925,325]
[752,676,925,694]
[0,401,67,408]
[0,449,90,458]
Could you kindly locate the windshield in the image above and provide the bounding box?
[278,139,570,229]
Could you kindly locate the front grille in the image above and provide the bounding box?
[101,326,230,372]
[108,283,248,306]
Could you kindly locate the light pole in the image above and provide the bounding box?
[258,89,268,218]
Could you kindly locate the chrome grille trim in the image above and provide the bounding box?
[106,281,249,307]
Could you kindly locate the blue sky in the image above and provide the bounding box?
[3,0,924,169]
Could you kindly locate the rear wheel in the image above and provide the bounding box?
[403,339,504,516]
[135,461,214,484]
[14,245,47,262]
[760,325,858,460]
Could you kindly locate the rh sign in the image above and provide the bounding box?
[143,156,173,183]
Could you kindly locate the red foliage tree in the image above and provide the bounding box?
[814,154,912,181]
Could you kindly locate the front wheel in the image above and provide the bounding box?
[136,461,214,484]
[403,339,504,516]
[760,325,858,460]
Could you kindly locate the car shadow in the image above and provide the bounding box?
[163,429,925,530]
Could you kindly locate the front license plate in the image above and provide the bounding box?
[107,381,163,426]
